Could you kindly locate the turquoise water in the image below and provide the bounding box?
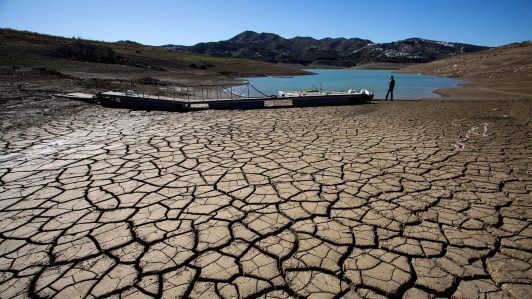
[238,69,462,99]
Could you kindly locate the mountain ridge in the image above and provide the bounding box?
[161,31,489,67]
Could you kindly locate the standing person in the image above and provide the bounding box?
[385,75,395,100]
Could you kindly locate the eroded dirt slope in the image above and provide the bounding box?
[401,42,532,99]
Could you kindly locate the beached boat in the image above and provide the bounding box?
[273,88,374,107]
[278,88,374,100]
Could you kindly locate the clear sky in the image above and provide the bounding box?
[1,0,531,47]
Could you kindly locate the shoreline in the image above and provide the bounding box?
[397,42,532,101]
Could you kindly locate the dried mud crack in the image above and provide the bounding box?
[0,99,530,298]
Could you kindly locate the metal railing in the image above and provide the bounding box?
[121,80,273,105]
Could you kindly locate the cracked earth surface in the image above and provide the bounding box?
[0,100,531,298]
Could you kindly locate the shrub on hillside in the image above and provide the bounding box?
[54,42,123,64]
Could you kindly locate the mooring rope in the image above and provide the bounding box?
[222,86,246,97]
[248,83,273,97]
[222,83,272,98]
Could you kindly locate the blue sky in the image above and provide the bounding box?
[0,0,531,46]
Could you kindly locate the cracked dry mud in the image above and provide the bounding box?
[0,100,531,298]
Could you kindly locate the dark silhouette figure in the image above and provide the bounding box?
[385,75,395,100]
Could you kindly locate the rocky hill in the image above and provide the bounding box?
[162,31,489,67]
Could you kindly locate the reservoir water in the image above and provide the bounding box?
[238,69,462,99]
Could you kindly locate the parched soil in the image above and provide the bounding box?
[0,98,531,298]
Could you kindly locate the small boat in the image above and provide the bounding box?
[278,88,374,100]
[276,88,374,107]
